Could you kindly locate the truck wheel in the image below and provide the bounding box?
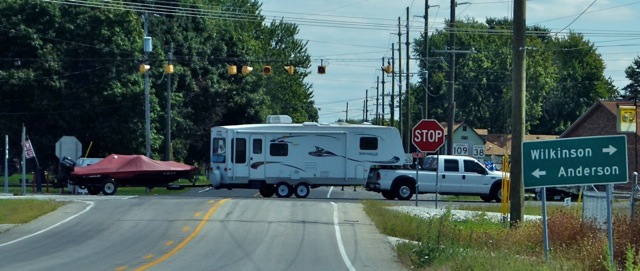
[490,183,503,203]
[259,185,275,197]
[275,182,293,198]
[480,195,492,202]
[294,183,310,198]
[381,190,396,200]
[101,179,118,195]
[394,180,414,201]
[87,186,101,195]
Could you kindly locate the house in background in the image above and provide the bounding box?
[440,122,487,162]
[560,100,640,186]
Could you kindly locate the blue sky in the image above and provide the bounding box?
[259,0,640,123]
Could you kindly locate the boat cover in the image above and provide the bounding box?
[71,154,197,180]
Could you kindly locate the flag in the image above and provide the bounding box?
[23,139,35,159]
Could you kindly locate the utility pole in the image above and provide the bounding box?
[346,102,349,122]
[446,0,456,155]
[364,89,368,122]
[381,57,386,125]
[143,12,151,157]
[397,17,404,151]
[405,7,411,152]
[376,76,380,125]
[390,44,396,127]
[165,42,173,161]
[511,0,526,226]
[423,0,435,120]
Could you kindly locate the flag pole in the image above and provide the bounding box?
[21,125,26,195]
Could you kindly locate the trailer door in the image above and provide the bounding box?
[249,135,266,180]
[230,137,249,179]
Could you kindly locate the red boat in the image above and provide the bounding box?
[68,154,198,195]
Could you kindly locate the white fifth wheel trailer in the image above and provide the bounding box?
[209,116,406,198]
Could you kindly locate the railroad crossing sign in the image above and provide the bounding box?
[412,119,445,152]
[522,135,628,188]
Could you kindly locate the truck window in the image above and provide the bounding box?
[464,160,487,174]
[231,138,247,164]
[212,137,226,163]
[359,137,378,150]
[423,157,438,171]
[270,142,288,157]
[443,159,459,172]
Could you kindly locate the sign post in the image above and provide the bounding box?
[412,119,445,206]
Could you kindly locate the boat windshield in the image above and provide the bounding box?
[211,137,226,163]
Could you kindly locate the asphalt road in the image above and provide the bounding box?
[0,189,407,271]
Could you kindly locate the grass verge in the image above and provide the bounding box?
[0,199,66,224]
[363,200,640,271]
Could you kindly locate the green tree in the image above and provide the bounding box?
[622,56,640,100]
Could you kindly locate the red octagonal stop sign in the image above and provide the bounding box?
[412,119,445,152]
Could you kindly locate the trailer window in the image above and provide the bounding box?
[443,159,459,172]
[359,137,378,150]
[231,138,247,164]
[211,138,226,163]
[253,138,263,154]
[270,142,288,157]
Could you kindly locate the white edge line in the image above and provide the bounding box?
[331,202,356,271]
[0,200,94,247]
[327,186,334,198]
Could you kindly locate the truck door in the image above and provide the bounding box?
[462,159,490,194]
[439,158,463,194]
[249,135,265,180]
[230,137,249,179]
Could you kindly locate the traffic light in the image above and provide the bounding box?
[284,65,295,76]
[164,64,174,74]
[382,65,393,74]
[241,66,253,75]
[263,66,272,75]
[227,65,237,75]
[139,63,150,74]
[317,65,326,74]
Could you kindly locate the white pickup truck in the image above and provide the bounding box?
[365,155,508,202]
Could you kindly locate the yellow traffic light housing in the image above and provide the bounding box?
[284,65,294,76]
[164,64,174,74]
[242,66,253,75]
[263,66,272,75]
[317,65,326,74]
[382,65,393,74]
[227,65,237,75]
[139,63,150,74]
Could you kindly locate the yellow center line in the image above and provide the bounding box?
[143,254,154,259]
[115,266,127,271]
[182,226,190,232]
[165,241,174,247]
[133,199,229,271]
[194,212,202,217]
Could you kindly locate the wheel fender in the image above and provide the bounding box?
[392,176,416,190]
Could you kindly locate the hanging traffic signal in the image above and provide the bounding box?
[139,63,150,74]
[242,66,253,75]
[263,66,272,75]
[382,65,393,74]
[163,64,174,74]
[317,65,326,74]
[284,65,295,75]
[227,65,237,75]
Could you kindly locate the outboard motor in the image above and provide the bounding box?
[53,157,76,188]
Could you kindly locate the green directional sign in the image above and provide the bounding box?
[522,135,628,188]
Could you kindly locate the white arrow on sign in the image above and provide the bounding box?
[602,145,617,155]
[532,168,546,178]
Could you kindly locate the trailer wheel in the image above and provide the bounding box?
[101,179,118,195]
[381,190,396,200]
[394,180,414,201]
[87,186,101,195]
[275,182,293,198]
[294,183,310,198]
[259,185,275,197]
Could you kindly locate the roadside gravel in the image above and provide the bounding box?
[390,205,542,222]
